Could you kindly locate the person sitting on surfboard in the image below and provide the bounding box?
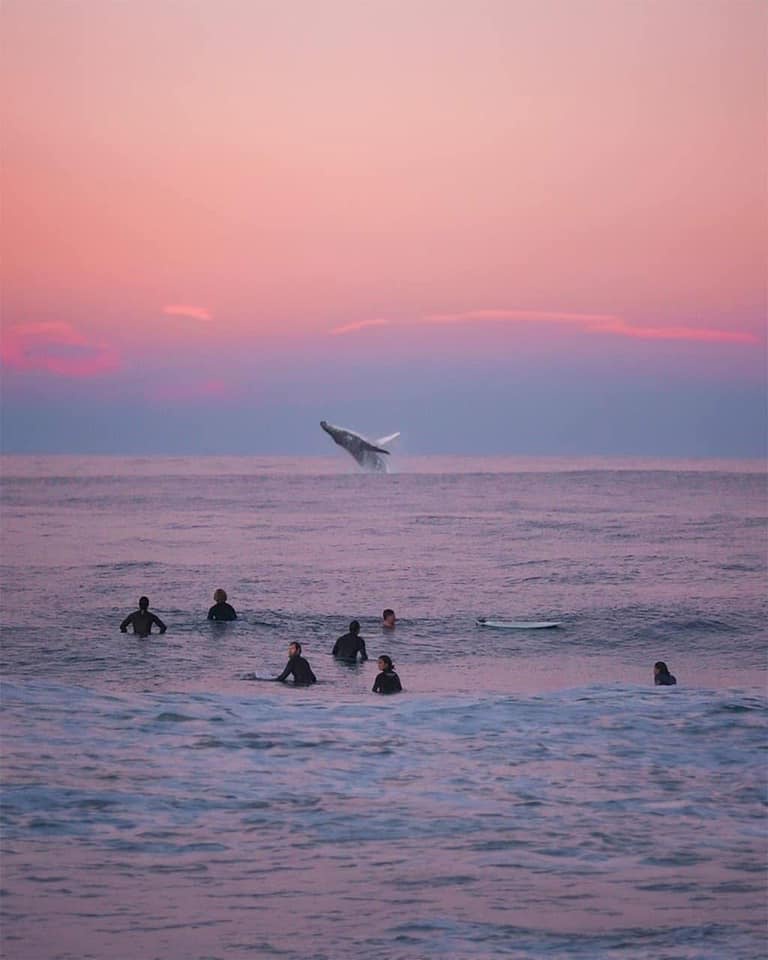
[207,588,237,621]
[332,620,368,661]
[120,596,167,638]
[272,642,317,685]
[372,655,402,695]
[382,609,396,629]
[654,661,677,686]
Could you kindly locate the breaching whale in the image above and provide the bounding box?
[320,421,400,473]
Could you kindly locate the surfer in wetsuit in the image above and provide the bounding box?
[382,608,396,629]
[120,596,167,638]
[207,588,237,621]
[654,661,677,686]
[372,655,402,694]
[273,642,317,685]
[332,620,368,661]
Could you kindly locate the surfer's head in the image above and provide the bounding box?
[288,642,302,658]
[654,661,671,677]
[349,620,360,635]
[214,588,228,603]
[382,609,396,628]
[377,655,394,672]
[138,596,149,610]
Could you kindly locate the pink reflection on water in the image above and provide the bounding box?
[2,825,763,959]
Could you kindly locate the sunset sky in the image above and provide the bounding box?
[1,0,765,455]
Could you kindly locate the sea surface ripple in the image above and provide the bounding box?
[1,455,766,959]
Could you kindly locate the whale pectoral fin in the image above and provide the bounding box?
[359,439,390,455]
[375,432,400,447]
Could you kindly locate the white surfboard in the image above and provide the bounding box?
[476,618,561,630]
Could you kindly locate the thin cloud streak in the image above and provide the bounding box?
[162,305,212,321]
[423,309,622,325]
[329,318,389,336]
[329,308,758,345]
[590,320,758,344]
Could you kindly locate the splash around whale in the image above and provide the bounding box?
[320,421,400,473]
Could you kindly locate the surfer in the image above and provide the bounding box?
[372,655,402,694]
[120,596,167,638]
[654,661,677,686]
[272,642,317,685]
[381,609,396,629]
[332,620,368,661]
[207,588,237,621]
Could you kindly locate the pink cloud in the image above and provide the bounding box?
[329,318,390,336]
[329,308,758,345]
[423,308,622,326]
[0,322,120,377]
[162,305,212,321]
[587,319,758,344]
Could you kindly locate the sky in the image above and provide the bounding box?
[1,0,766,456]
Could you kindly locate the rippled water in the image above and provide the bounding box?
[1,456,766,959]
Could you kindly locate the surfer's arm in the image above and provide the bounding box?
[152,614,167,633]
[119,614,132,632]
[358,637,368,661]
[274,661,293,682]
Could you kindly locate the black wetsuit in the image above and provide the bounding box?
[120,610,167,638]
[275,655,317,685]
[372,670,402,694]
[332,632,368,661]
[655,673,677,686]
[208,601,237,621]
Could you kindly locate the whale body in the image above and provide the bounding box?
[320,421,400,473]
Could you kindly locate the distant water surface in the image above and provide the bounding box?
[1,456,766,960]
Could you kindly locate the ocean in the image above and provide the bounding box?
[1,455,766,960]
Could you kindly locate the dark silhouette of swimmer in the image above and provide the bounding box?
[273,642,317,685]
[120,596,166,638]
[654,661,677,686]
[332,620,368,661]
[372,655,402,694]
[382,608,396,629]
[208,588,237,621]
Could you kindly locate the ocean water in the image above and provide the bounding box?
[1,455,766,960]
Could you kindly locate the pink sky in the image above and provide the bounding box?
[1,0,765,453]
